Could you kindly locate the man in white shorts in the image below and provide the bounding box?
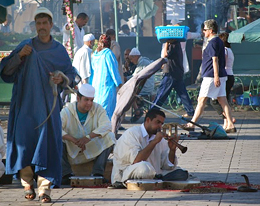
[182,19,236,133]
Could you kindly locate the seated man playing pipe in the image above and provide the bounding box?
[61,84,116,184]
[111,109,188,188]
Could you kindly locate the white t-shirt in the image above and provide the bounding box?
[225,47,234,75]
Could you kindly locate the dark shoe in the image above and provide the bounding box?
[107,181,126,189]
[118,126,126,130]
[225,127,237,133]
[154,174,163,180]
[102,178,110,184]
[24,188,36,201]
[61,173,74,185]
[179,124,195,131]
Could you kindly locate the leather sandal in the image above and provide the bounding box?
[39,194,51,203]
[225,127,237,133]
[179,124,195,132]
[24,188,36,201]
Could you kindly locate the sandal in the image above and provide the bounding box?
[39,194,52,203]
[179,124,195,132]
[24,188,36,201]
[225,127,237,133]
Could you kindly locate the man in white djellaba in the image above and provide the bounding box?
[70,34,95,103]
[63,13,89,54]
[73,33,95,86]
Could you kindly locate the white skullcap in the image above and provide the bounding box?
[83,34,95,42]
[34,7,53,19]
[79,84,95,98]
[129,48,141,56]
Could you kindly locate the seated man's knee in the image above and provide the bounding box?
[132,161,156,178]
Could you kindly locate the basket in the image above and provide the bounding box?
[155,26,190,43]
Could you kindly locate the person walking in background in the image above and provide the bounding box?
[106,29,124,83]
[73,33,95,86]
[170,21,201,75]
[210,32,236,129]
[0,7,77,203]
[90,34,122,120]
[63,13,89,54]
[67,33,95,104]
[151,39,194,118]
[182,19,236,133]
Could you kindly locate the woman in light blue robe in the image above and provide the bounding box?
[90,34,122,119]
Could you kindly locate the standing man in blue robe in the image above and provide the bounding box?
[0,7,77,203]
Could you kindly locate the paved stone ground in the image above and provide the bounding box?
[0,105,260,206]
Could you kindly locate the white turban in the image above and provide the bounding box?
[83,34,95,42]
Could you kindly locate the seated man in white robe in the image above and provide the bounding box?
[61,84,116,184]
[111,109,188,188]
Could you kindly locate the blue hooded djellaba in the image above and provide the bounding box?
[0,37,77,187]
[90,48,122,119]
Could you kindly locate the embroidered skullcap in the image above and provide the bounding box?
[79,84,95,98]
[129,48,141,56]
[83,34,95,42]
[34,7,53,19]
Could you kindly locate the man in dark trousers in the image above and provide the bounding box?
[151,40,194,117]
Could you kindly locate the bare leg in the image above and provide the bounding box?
[187,96,208,127]
[217,96,235,129]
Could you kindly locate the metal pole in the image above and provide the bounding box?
[205,0,207,20]
[136,0,139,49]
[99,0,104,34]
[114,0,118,41]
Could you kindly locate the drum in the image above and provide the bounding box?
[70,176,103,187]
[163,180,201,190]
[126,179,163,191]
